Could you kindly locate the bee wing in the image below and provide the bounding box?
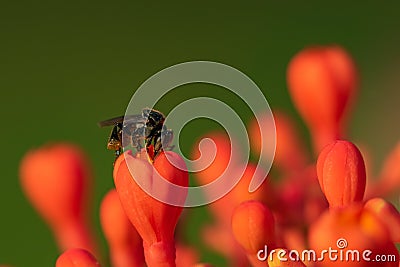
[98,116,124,127]
[98,114,144,127]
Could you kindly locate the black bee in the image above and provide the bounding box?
[98,108,174,162]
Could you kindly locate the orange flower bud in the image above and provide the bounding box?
[56,248,100,267]
[100,189,144,267]
[232,201,276,267]
[193,264,215,267]
[113,150,188,267]
[287,45,357,153]
[364,198,400,243]
[267,248,307,267]
[309,205,399,267]
[19,143,97,255]
[317,140,366,209]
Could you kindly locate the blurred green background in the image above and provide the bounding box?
[1,1,400,266]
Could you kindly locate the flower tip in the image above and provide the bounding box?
[56,248,101,267]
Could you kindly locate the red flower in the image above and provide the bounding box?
[287,45,357,153]
[113,150,188,267]
[19,143,97,255]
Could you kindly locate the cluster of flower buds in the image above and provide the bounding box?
[9,45,400,267]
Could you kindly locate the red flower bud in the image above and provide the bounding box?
[19,143,97,255]
[287,46,357,153]
[317,140,366,208]
[113,150,188,267]
[231,201,276,267]
[100,189,144,267]
[56,248,100,267]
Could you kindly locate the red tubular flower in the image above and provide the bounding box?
[363,198,400,243]
[287,45,357,153]
[309,205,399,267]
[56,248,101,267]
[99,189,144,267]
[19,143,97,255]
[316,140,366,209]
[231,201,276,267]
[113,150,188,267]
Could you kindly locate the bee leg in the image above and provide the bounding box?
[131,126,146,153]
[154,137,163,158]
